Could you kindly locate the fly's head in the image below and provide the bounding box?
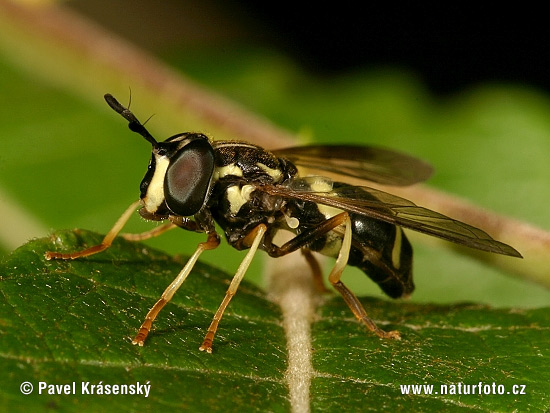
[104,94,215,218]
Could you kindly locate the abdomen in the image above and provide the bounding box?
[347,213,414,298]
[311,212,414,299]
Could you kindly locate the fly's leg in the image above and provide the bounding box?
[264,212,400,340]
[45,200,141,260]
[199,224,267,353]
[121,222,176,241]
[133,231,220,346]
[121,210,201,241]
[262,213,347,292]
[328,213,401,340]
[301,248,329,293]
[44,198,220,346]
[46,203,202,254]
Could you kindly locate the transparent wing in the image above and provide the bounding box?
[260,179,522,258]
[272,144,433,186]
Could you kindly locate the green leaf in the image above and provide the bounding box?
[1,3,550,411]
[1,230,289,412]
[312,298,550,411]
[2,232,549,411]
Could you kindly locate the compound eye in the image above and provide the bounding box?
[164,139,214,216]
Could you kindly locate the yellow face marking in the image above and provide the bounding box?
[143,155,169,213]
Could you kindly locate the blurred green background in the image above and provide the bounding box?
[1,0,549,308]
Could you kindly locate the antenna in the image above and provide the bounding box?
[104,94,158,147]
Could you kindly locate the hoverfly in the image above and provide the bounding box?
[45,94,522,353]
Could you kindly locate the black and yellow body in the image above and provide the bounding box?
[45,94,521,353]
[140,135,415,300]
[216,141,414,298]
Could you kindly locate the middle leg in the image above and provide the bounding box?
[199,224,268,353]
[264,212,400,340]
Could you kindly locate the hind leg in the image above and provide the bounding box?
[263,212,400,339]
[327,213,400,340]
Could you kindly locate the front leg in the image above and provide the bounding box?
[133,230,221,346]
[45,200,141,260]
[199,224,267,353]
[122,209,215,242]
